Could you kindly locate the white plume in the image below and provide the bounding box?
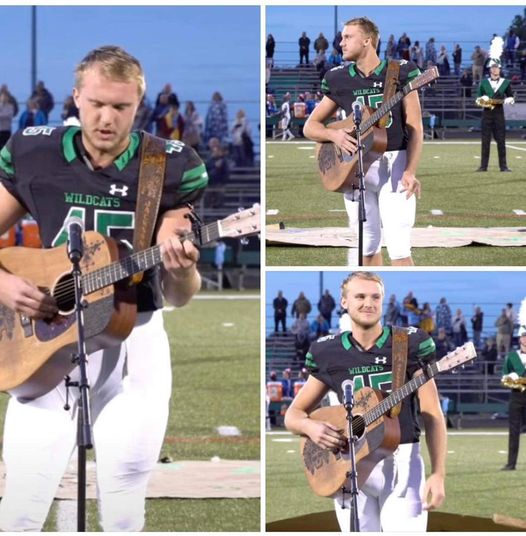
[489,36,504,61]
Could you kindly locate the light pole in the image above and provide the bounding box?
[31,6,37,92]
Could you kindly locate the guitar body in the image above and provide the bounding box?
[300,387,400,497]
[316,107,388,193]
[0,231,137,399]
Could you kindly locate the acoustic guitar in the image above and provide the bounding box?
[0,205,260,400]
[300,341,476,497]
[316,66,439,193]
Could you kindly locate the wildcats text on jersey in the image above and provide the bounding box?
[64,192,121,208]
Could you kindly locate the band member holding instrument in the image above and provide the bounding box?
[304,17,423,266]
[500,328,526,471]
[285,272,446,531]
[476,58,514,172]
[0,46,207,530]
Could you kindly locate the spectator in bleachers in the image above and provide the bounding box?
[403,290,420,327]
[471,306,484,349]
[0,90,15,149]
[154,93,184,140]
[231,109,252,167]
[291,291,312,318]
[397,32,411,61]
[435,297,453,335]
[205,139,229,207]
[204,91,229,144]
[332,31,342,56]
[471,45,486,86]
[328,48,343,68]
[0,84,18,117]
[266,94,278,116]
[304,91,317,115]
[452,44,462,77]
[313,50,329,81]
[385,34,396,60]
[314,32,329,55]
[384,294,401,327]
[266,34,276,69]
[131,96,152,132]
[452,308,467,347]
[437,45,450,76]
[30,81,54,122]
[425,37,437,65]
[460,69,473,99]
[273,290,288,334]
[18,98,46,130]
[505,302,517,326]
[519,49,526,81]
[290,313,311,363]
[505,30,520,67]
[281,368,294,398]
[481,337,498,374]
[155,83,179,110]
[317,289,336,328]
[495,308,514,360]
[298,31,311,65]
[182,101,203,152]
[410,40,424,70]
[434,327,454,359]
[420,303,435,335]
[310,314,330,340]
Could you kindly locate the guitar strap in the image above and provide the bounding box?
[390,326,408,417]
[378,60,400,129]
[133,132,167,253]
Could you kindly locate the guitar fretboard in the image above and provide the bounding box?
[359,88,407,133]
[363,362,438,426]
[81,221,221,294]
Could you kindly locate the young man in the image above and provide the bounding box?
[0,46,207,531]
[501,329,526,471]
[285,271,446,532]
[304,17,423,266]
[476,58,514,172]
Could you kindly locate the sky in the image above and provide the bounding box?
[266,5,524,65]
[0,6,260,136]
[265,270,526,334]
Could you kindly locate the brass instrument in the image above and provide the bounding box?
[475,97,504,110]
[501,376,526,392]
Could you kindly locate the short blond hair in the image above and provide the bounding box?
[75,45,145,98]
[340,271,385,299]
[344,17,380,49]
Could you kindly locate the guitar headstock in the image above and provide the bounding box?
[436,342,477,373]
[406,66,439,93]
[217,204,260,239]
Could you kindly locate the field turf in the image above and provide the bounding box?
[266,429,526,528]
[0,293,260,532]
[266,140,526,266]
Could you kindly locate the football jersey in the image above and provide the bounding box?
[305,325,436,444]
[321,59,421,151]
[0,126,208,311]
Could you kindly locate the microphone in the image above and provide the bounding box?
[352,101,363,124]
[342,379,354,410]
[66,216,84,263]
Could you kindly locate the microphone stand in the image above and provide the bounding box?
[352,113,366,267]
[342,389,360,532]
[65,247,93,532]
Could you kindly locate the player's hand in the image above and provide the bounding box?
[329,128,358,156]
[400,172,421,200]
[160,231,200,281]
[422,473,445,511]
[305,419,347,451]
[0,271,58,320]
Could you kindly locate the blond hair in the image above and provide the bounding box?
[340,271,385,299]
[343,17,380,49]
[75,45,145,98]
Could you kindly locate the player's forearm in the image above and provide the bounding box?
[405,123,423,176]
[284,406,312,436]
[422,411,447,477]
[303,117,336,143]
[161,265,201,307]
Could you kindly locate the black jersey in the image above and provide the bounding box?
[0,126,208,311]
[305,325,436,444]
[321,59,421,151]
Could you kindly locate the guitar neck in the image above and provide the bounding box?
[363,363,437,426]
[360,88,407,132]
[81,221,220,294]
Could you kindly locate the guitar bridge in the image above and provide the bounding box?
[19,313,33,338]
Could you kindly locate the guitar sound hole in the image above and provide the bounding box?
[351,415,365,439]
[53,273,76,314]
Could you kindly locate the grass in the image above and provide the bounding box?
[266,428,526,529]
[266,140,526,266]
[0,292,260,531]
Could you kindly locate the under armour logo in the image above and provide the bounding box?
[373,82,383,88]
[375,356,387,365]
[407,326,418,335]
[109,184,129,197]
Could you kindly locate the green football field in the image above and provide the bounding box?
[266,140,526,266]
[266,428,526,529]
[0,293,260,532]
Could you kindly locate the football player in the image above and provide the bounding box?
[0,46,207,530]
[304,17,423,266]
[285,271,446,531]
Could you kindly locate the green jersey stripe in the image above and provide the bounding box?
[0,146,14,176]
[417,337,436,357]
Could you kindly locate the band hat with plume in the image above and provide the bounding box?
[488,36,504,68]
[519,297,526,337]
